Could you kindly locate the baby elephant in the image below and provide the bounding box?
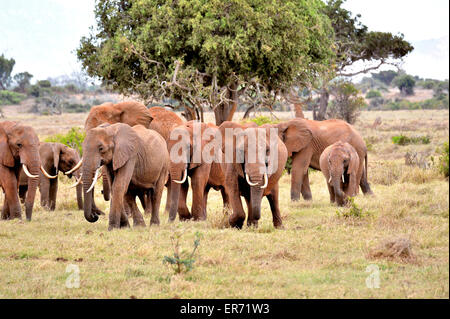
[320,141,360,206]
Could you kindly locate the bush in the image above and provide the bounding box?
[392,134,430,145]
[44,127,85,155]
[365,90,382,99]
[242,115,279,126]
[0,90,26,105]
[393,74,416,96]
[436,142,449,178]
[327,81,366,124]
[64,103,91,113]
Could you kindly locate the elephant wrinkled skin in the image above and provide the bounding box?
[320,141,360,206]
[82,123,168,230]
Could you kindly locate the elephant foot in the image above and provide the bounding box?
[229,216,244,229]
[133,221,146,228]
[247,220,259,228]
[302,193,312,201]
[179,214,192,222]
[274,223,284,230]
[290,192,301,202]
[150,219,160,226]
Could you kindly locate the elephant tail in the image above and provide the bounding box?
[364,153,368,182]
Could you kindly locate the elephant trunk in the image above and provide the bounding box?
[168,181,181,222]
[24,161,40,221]
[250,186,264,222]
[82,163,99,223]
[332,170,346,206]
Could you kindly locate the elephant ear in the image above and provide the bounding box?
[277,120,312,156]
[52,143,62,171]
[0,124,15,167]
[111,124,139,171]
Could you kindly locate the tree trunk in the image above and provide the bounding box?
[314,88,329,121]
[214,81,238,125]
[293,103,305,118]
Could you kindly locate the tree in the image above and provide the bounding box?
[393,74,416,95]
[77,0,333,124]
[13,72,33,93]
[313,0,413,120]
[0,54,15,90]
[327,80,366,124]
[372,70,398,86]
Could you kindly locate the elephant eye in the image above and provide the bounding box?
[17,143,22,148]
[99,145,105,152]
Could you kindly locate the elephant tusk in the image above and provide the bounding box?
[22,164,39,178]
[40,165,58,179]
[260,173,268,189]
[173,169,187,184]
[86,167,101,193]
[328,176,332,184]
[342,174,345,184]
[65,158,83,175]
[69,174,83,188]
[245,173,259,186]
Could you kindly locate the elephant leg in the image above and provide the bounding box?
[109,160,135,230]
[266,184,283,229]
[301,171,312,200]
[164,178,171,214]
[1,198,9,220]
[220,187,231,212]
[359,168,373,195]
[190,165,210,221]
[244,193,257,228]
[125,192,145,227]
[39,176,50,209]
[3,181,21,219]
[228,179,246,229]
[150,173,166,226]
[137,192,147,212]
[290,149,313,201]
[178,181,191,221]
[48,179,58,211]
[203,185,211,219]
[327,183,336,203]
[18,185,27,204]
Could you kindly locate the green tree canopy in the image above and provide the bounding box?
[313,0,414,120]
[13,72,33,93]
[77,0,334,124]
[0,54,15,90]
[393,74,416,95]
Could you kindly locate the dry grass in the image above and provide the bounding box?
[0,109,448,299]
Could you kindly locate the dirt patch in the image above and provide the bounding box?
[368,238,417,263]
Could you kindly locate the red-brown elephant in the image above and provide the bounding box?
[218,121,288,229]
[19,142,83,211]
[0,121,52,221]
[275,118,372,202]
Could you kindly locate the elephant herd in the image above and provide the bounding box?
[0,101,373,230]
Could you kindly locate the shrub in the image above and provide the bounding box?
[392,134,430,145]
[44,127,85,155]
[163,229,201,275]
[327,81,366,124]
[242,115,279,126]
[436,142,449,178]
[365,90,382,99]
[393,74,416,96]
[335,197,369,219]
[0,90,26,105]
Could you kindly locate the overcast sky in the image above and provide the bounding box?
[0,0,448,81]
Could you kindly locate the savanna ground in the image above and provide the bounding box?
[0,105,448,298]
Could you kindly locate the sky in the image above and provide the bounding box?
[0,0,449,82]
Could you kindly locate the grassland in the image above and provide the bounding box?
[0,108,448,298]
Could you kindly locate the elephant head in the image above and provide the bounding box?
[81,123,139,223]
[0,121,42,220]
[276,119,312,157]
[325,142,360,206]
[42,142,83,209]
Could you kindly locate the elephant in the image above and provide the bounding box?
[218,121,288,229]
[0,121,53,221]
[275,118,372,202]
[319,141,360,206]
[18,142,83,211]
[82,123,168,230]
[166,121,220,222]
